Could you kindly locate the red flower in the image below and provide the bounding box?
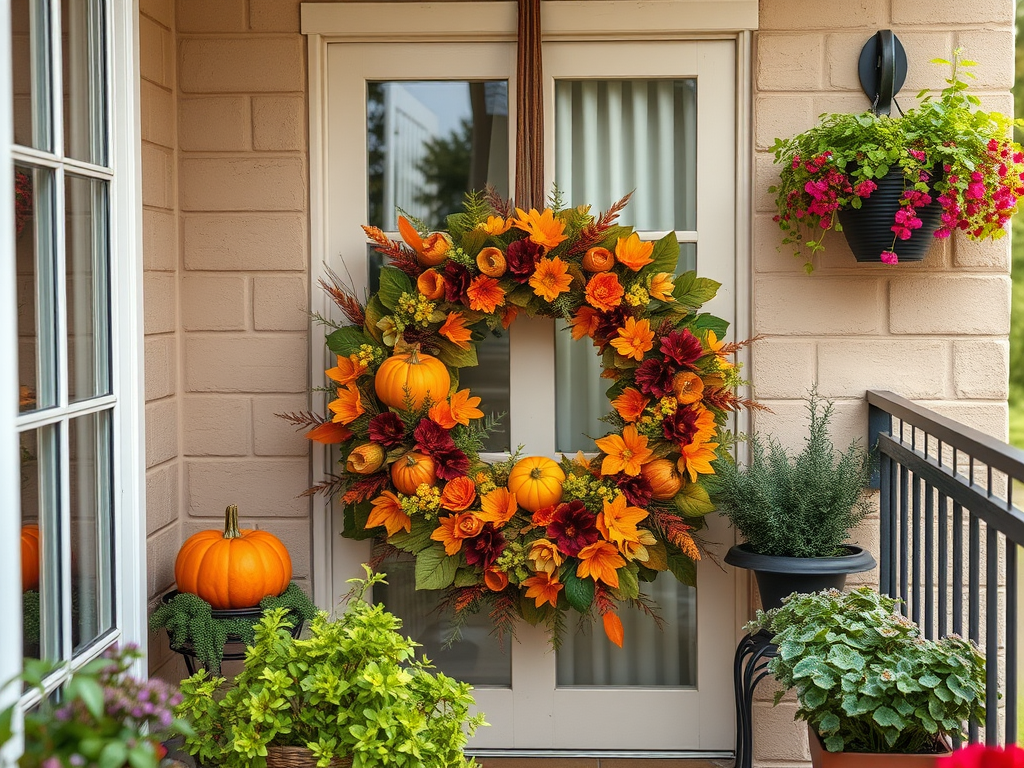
[938,744,1024,768]
[433,445,471,480]
[368,412,406,448]
[464,523,506,569]
[635,357,676,398]
[414,418,456,454]
[443,262,473,304]
[614,473,653,507]
[546,500,600,557]
[506,238,544,283]
[660,329,704,369]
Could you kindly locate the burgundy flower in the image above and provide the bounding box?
[614,473,653,507]
[414,418,456,454]
[592,305,636,352]
[660,329,704,369]
[464,523,506,569]
[663,406,704,447]
[635,357,676,398]
[505,238,544,283]
[368,412,406,448]
[546,500,600,557]
[433,446,471,480]
[443,262,473,304]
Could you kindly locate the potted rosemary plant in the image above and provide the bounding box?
[771,51,1024,271]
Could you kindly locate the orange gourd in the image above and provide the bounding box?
[391,451,437,495]
[174,505,292,610]
[374,347,451,411]
[507,456,565,513]
[641,458,683,500]
[21,524,39,592]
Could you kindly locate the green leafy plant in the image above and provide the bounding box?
[712,392,871,558]
[175,566,485,768]
[747,587,986,754]
[771,50,1024,270]
[148,582,317,670]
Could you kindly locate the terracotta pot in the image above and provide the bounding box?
[808,725,952,767]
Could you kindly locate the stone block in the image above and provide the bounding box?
[889,276,1010,335]
[253,95,306,151]
[954,233,1011,270]
[253,275,308,331]
[253,395,311,456]
[752,398,868,456]
[181,274,247,331]
[817,339,950,399]
[144,272,177,335]
[186,459,311,519]
[927,400,1008,441]
[751,213,810,274]
[179,97,250,152]
[183,214,307,271]
[140,80,174,148]
[146,521,180,600]
[754,151,780,214]
[250,0,301,31]
[179,38,304,94]
[750,339,816,400]
[752,700,810,763]
[759,0,889,30]
[139,15,173,89]
[183,396,252,456]
[955,30,1015,90]
[185,334,308,393]
[892,0,1014,25]
[953,339,1009,400]
[754,94,813,151]
[177,0,247,32]
[146,398,179,468]
[140,0,172,28]
[756,34,822,92]
[143,208,177,272]
[141,143,174,209]
[754,277,884,336]
[146,462,180,534]
[144,335,176,401]
[181,157,306,212]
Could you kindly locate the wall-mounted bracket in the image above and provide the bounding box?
[858,30,908,116]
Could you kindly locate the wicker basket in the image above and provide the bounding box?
[265,746,352,768]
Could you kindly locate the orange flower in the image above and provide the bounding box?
[417,269,447,300]
[484,567,509,591]
[397,215,424,252]
[611,387,649,423]
[428,400,458,429]
[513,207,568,249]
[531,505,558,528]
[585,272,624,312]
[476,247,507,277]
[326,354,366,386]
[594,424,654,477]
[466,275,505,314]
[439,311,472,350]
[523,571,563,608]
[328,384,364,425]
[597,493,648,550]
[576,541,625,588]
[305,421,352,445]
[610,317,655,361]
[479,215,512,236]
[529,256,573,302]
[501,304,519,329]
[451,389,484,425]
[570,306,601,340]
[346,443,385,475]
[615,233,654,271]
[477,487,518,528]
[441,476,477,511]
[602,611,624,648]
[398,216,449,266]
[673,372,704,404]
[649,272,675,301]
[707,330,734,370]
[431,512,485,555]
[527,539,564,575]
[678,440,720,482]
[367,491,411,536]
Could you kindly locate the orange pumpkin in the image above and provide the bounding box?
[641,458,683,500]
[391,451,437,495]
[174,505,292,610]
[21,524,40,592]
[507,456,565,513]
[374,347,451,411]
[582,246,615,272]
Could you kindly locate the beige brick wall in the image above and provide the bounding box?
[752,0,1014,764]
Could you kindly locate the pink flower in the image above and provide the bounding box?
[908,149,927,162]
[854,179,877,197]
[938,743,1024,768]
[880,250,899,265]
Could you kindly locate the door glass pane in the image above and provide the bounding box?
[374,558,512,686]
[557,573,696,686]
[69,410,114,652]
[16,164,57,413]
[62,0,106,165]
[11,0,50,150]
[21,424,60,662]
[65,174,110,402]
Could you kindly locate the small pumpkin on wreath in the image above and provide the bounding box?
[284,189,759,647]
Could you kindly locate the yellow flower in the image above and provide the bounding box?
[576,541,625,588]
[707,330,734,370]
[367,491,411,537]
[614,233,654,271]
[513,207,568,249]
[610,317,655,361]
[678,440,719,482]
[597,493,648,550]
[528,539,564,575]
[649,272,675,301]
[594,425,654,477]
[479,215,513,236]
[529,256,573,302]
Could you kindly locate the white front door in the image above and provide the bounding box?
[311,19,743,754]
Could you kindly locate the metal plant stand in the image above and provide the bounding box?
[733,630,778,768]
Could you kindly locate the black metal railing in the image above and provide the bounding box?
[869,390,1024,746]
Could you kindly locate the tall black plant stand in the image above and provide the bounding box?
[733,630,778,768]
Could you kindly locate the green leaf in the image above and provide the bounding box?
[127,744,158,768]
[613,564,639,600]
[692,312,729,339]
[647,231,681,274]
[672,271,720,309]
[414,544,458,590]
[666,550,697,587]
[454,567,479,588]
[98,741,129,768]
[508,284,535,308]
[827,644,865,672]
[673,482,715,517]
[872,706,906,729]
[389,521,435,554]
[816,711,840,732]
[519,595,548,626]
[342,500,376,541]
[435,337,479,369]
[378,267,413,312]
[326,326,371,357]
[363,296,388,344]
[66,676,105,719]
[561,569,595,613]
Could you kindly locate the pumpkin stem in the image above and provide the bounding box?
[530,467,543,479]
[407,344,422,365]
[223,505,242,539]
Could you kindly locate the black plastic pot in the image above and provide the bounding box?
[836,167,943,262]
[724,544,876,611]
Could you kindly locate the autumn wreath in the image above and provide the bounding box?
[289,191,754,646]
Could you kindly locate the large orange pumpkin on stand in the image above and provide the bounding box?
[21,524,40,591]
[391,451,437,495]
[174,505,292,610]
[374,347,451,411]
[507,456,565,513]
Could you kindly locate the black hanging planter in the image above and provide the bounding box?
[724,544,875,611]
[836,167,943,263]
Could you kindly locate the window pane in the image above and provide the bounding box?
[16,165,57,413]
[11,0,50,150]
[65,174,110,402]
[367,81,509,230]
[62,0,107,165]
[69,410,114,653]
[20,424,60,661]
[554,79,697,231]
[556,573,696,687]
[375,558,511,686]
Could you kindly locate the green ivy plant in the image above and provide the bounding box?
[175,567,485,768]
[748,587,986,754]
[711,391,871,558]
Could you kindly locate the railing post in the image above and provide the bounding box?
[868,402,889,490]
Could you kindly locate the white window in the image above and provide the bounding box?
[1,0,145,743]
